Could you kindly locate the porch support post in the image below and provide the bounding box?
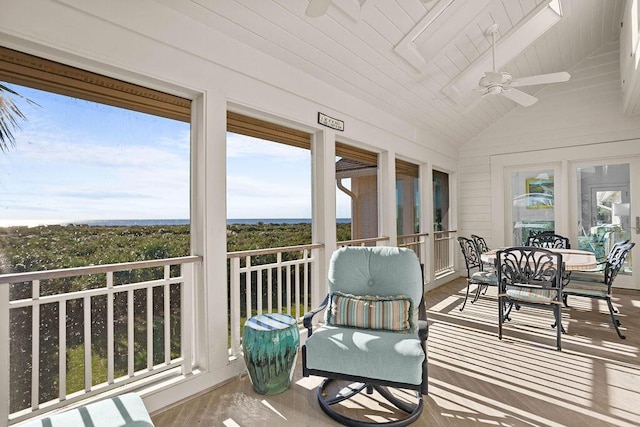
[421,162,434,284]
[311,129,336,310]
[378,150,397,246]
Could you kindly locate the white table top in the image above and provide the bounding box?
[480,247,597,271]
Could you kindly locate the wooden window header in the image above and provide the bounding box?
[0,47,191,122]
[227,112,311,149]
[335,142,377,166]
[396,159,419,178]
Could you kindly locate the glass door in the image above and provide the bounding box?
[510,169,556,246]
[572,161,636,289]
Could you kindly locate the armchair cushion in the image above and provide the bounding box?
[327,291,413,332]
[304,325,425,386]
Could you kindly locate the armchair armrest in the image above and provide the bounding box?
[303,294,329,337]
[418,320,428,341]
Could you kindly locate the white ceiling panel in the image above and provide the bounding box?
[172,0,624,145]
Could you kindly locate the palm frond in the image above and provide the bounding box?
[0,83,38,152]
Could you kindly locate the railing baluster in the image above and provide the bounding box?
[295,263,300,320]
[84,295,92,392]
[128,289,134,377]
[245,256,251,322]
[58,300,66,401]
[303,249,309,317]
[107,272,114,384]
[257,265,263,316]
[164,265,171,365]
[277,253,282,314]
[31,280,40,410]
[146,285,153,371]
[181,262,193,375]
[267,267,273,314]
[286,264,291,316]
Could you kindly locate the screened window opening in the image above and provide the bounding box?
[335,143,378,242]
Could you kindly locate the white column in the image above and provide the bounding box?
[311,130,336,307]
[421,163,434,283]
[378,150,397,246]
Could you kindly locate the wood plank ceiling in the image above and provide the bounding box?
[167,0,623,146]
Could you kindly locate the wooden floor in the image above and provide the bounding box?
[151,278,640,426]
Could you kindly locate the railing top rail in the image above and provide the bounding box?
[434,230,457,236]
[337,236,390,246]
[398,232,430,239]
[227,243,324,259]
[0,255,203,284]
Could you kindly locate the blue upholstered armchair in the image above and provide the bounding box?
[302,246,428,426]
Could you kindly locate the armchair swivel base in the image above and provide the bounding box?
[315,378,423,427]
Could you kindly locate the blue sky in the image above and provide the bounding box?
[0,83,350,226]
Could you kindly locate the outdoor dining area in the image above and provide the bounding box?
[457,232,635,351]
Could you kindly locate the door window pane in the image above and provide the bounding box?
[576,164,632,272]
[511,170,555,245]
[433,170,449,231]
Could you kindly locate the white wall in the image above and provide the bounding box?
[458,40,640,252]
[0,0,459,415]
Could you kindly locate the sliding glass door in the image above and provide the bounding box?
[571,160,637,289]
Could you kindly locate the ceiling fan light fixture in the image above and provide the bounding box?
[442,0,564,101]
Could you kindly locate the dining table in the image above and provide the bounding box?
[480,247,598,271]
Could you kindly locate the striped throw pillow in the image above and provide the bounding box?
[327,292,412,332]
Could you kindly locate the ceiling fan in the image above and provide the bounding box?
[474,23,570,107]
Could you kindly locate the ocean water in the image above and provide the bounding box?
[0,218,351,227]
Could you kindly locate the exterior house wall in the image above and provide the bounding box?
[458,41,640,252]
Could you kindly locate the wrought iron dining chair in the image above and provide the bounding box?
[526,232,571,249]
[496,247,564,350]
[302,246,428,427]
[563,241,635,339]
[527,232,572,286]
[457,237,497,311]
[471,234,490,254]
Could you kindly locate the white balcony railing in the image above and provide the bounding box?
[398,232,429,266]
[336,236,391,247]
[434,230,457,276]
[0,234,457,425]
[0,256,202,426]
[227,244,324,358]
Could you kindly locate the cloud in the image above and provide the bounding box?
[226,133,308,161]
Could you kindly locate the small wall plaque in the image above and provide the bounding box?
[318,112,344,131]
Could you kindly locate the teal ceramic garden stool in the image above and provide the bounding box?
[242,313,300,395]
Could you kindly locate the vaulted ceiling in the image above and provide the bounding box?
[163,0,624,146]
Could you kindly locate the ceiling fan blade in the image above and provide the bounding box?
[511,72,571,87]
[501,88,538,107]
[305,0,331,17]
